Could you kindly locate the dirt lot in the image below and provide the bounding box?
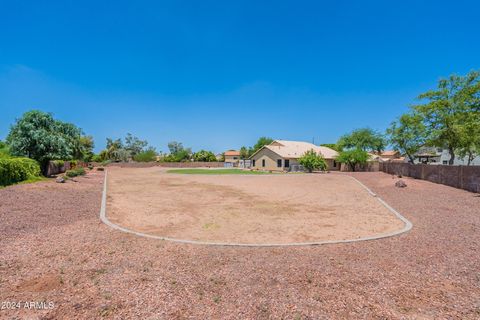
[0,170,479,319]
[106,167,405,244]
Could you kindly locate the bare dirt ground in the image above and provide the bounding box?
[106,167,405,244]
[0,170,479,319]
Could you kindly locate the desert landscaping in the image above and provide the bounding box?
[1,168,479,319]
[106,167,407,245]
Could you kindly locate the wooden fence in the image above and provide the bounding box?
[380,162,480,193]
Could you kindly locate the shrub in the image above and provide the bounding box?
[65,167,86,178]
[70,160,78,169]
[133,149,157,162]
[298,149,327,173]
[0,157,41,186]
[0,141,10,158]
[52,160,65,167]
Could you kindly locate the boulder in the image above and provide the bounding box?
[395,180,407,188]
[56,176,66,183]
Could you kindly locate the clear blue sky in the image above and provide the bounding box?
[1,1,479,153]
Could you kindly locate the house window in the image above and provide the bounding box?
[252,159,256,167]
[262,159,265,167]
[443,160,448,165]
[277,159,282,167]
[233,157,238,160]
[285,159,290,168]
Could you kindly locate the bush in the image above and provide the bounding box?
[298,149,327,173]
[133,149,157,162]
[0,157,41,186]
[52,160,65,167]
[0,141,10,158]
[65,167,86,178]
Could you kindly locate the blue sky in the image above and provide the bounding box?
[1,1,479,153]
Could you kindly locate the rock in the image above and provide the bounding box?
[56,177,66,183]
[395,180,407,188]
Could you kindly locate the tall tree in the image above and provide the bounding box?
[76,135,95,162]
[337,128,386,153]
[457,114,480,165]
[239,146,249,160]
[414,71,480,165]
[6,110,84,171]
[252,137,273,154]
[125,133,148,156]
[387,113,427,163]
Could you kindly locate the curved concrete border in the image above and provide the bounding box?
[99,170,413,247]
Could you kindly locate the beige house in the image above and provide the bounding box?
[249,140,339,171]
[224,150,241,164]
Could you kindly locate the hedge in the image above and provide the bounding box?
[65,167,86,178]
[0,157,41,186]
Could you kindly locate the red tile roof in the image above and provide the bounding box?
[224,150,240,156]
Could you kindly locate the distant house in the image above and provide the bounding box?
[412,147,480,165]
[249,140,339,171]
[370,150,403,162]
[224,150,241,164]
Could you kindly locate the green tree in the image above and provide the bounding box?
[239,146,250,159]
[387,113,427,163]
[252,137,273,154]
[76,135,95,162]
[165,141,192,162]
[125,133,148,157]
[457,114,480,165]
[6,110,84,171]
[193,150,217,162]
[337,128,386,153]
[320,143,342,152]
[298,149,327,173]
[336,149,369,172]
[167,141,184,155]
[413,71,480,164]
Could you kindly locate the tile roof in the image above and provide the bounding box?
[261,140,338,159]
[224,150,240,156]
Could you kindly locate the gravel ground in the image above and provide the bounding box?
[0,170,479,319]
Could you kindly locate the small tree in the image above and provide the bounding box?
[336,149,369,172]
[298,149,327,173]
[387,113,426,163]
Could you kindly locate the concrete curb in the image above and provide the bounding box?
[99,170,413,247]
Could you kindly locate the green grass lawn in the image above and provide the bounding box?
[167,168,272,175]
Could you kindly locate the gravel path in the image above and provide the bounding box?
[0,170,479,319]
